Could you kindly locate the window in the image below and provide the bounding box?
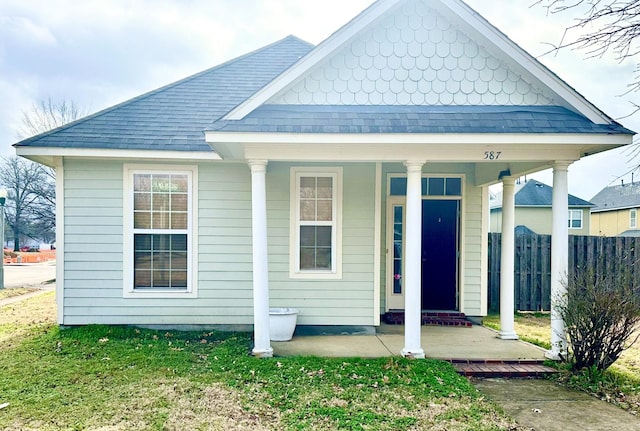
[389,176,462,197]
[568,209,583,229]
[392,205,403,294]
[631,209,637,229]
[124,165,197,297]
[290,167,342,278]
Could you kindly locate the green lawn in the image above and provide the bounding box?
[484,313,640,413]
[0,294,526,431]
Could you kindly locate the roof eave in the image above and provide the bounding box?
[15,147,222,166]
[205,130,632,146]
[592,205,639,213]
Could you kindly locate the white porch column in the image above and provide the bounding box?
[499,176,518,340]
[249,160,273,358]
[546,161,571,360]
[402,161,425,359]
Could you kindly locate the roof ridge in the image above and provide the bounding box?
[14,35,313,147]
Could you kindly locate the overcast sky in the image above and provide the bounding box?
[1,0,638,199]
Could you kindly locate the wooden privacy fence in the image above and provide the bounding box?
[487,233,640,313]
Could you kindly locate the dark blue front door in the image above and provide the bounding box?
[421,199,459,310]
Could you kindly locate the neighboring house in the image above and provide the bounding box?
[590,182,640,236]
[490,179,594,235]
[15,0,633,359]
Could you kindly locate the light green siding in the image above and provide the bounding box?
[63,159,257,325]
[63,158,485,326]
[63,159,124,324]
[267,162,376,325]
[62,159,377,326]
[462,179,484,316]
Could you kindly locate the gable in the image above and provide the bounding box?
[271,0,552,107]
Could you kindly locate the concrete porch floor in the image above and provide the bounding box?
[272,324,547,361]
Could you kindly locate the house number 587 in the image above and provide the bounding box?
[483,151,502,160]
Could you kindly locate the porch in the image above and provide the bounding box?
[271,323,556,377]
[273,324,544,360]
[272,324,554,377]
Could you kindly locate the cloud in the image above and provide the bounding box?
[0,0,377,150]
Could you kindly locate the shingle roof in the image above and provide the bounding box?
[14,31,632,154]
[207,104,633,134]
[590,182,640,212]
[14,36,314,152]
[515,225,537,235]
[491,180,593,209]
[618,229,640,237]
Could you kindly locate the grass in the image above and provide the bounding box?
[484,312,640,413]
[0,293,527,431]
[482,312,552,350]
[0,287,40,300]
[0,290,56,344]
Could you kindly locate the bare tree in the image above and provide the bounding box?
[533,1,640,168]
[534,1,640,57]
[2,98,86,248]
[0,157,54,250]
[533,1,640,95]
[16,97,86,140]
[559,257,640,372]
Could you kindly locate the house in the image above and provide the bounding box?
[14,0,633,359]
[590,182,640,236]
[490,179,594,235]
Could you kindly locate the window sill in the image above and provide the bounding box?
[123,289,197,299]
[289,271,342,280]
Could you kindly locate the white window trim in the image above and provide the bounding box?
[123,164,198,298]
[289,167,343,279]
[631,209,637,229]
[568,209,583,230]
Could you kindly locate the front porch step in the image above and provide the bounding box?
[382,310,473,327]
[450,360,558,378]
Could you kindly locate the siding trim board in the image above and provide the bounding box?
[373,162,382,325]
[56,158,65,325]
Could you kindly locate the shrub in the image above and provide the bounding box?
[560,262,640,372]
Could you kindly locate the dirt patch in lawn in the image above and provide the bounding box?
[0,290,56,344]
[0,287,40,300]
[6,378,284,431]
